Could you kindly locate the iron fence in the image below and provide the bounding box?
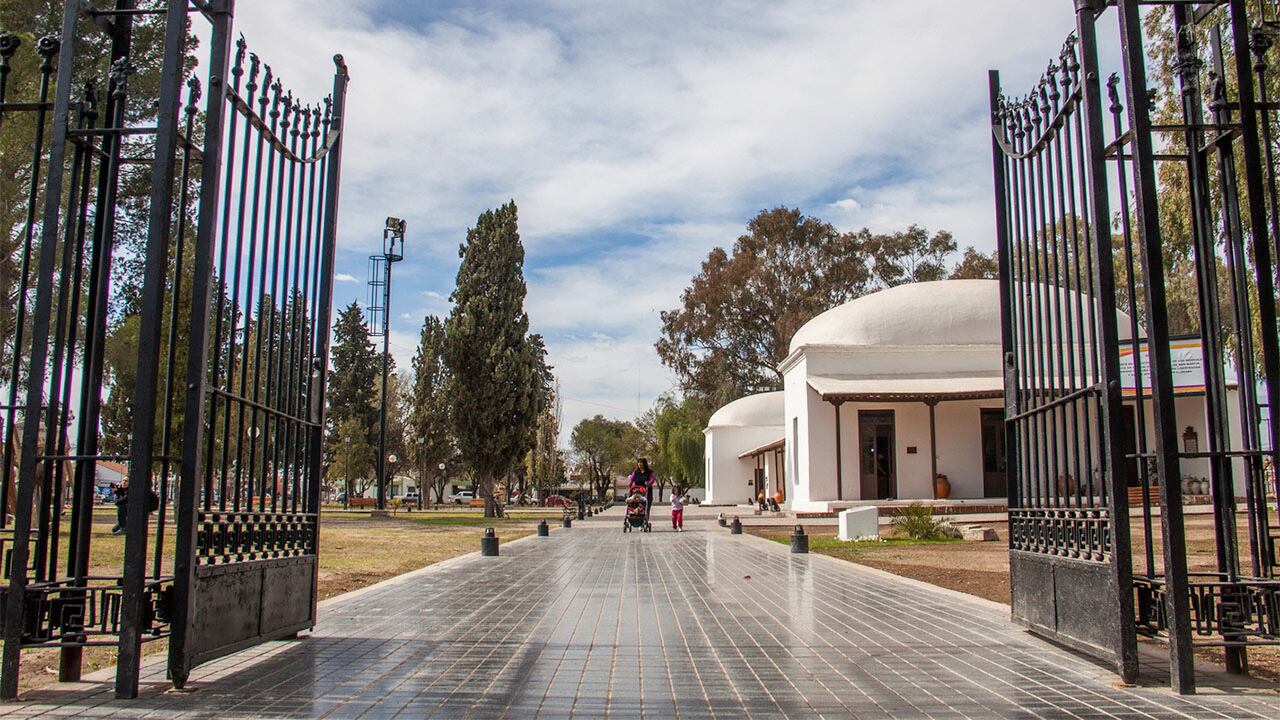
[992,0,1280,694]
[0,0,346,699]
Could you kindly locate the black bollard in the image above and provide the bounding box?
[790,525,809,554]
[537,519,549,537]
[718,513,727,527]
[586,508,593,517]
[481,527,499,556]
[730,516,742,534]
[562,516,572,528]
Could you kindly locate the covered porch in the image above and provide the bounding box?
[805,374,1008,509]
[737,436,786,506]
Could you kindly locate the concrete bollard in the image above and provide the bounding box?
[562,516,572,528]
[730,516,742,534]
[480,527,499,556]
[790,525,809,554]
[537,519,549,537]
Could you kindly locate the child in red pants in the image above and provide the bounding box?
[671,490,684,531]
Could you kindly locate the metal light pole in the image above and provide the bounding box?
[370,217,405,512]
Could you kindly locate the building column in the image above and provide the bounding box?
[833,400,845,501]
[927,400,939,499]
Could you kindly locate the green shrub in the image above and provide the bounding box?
[890,502,957,541]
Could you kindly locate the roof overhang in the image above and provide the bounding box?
[807,374,1005,403]
[737,436,786,459]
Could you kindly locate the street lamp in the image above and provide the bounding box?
[371,217,406,512]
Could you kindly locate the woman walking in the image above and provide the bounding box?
[628,458,655,515]
[671,487,684,531]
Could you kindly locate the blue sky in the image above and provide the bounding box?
[228,0,1078,443]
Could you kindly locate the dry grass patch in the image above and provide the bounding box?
[10,509,541,695]
[750,518,1280,686]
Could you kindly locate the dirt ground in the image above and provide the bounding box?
[10,508,550,695]
[750,511,1280,686]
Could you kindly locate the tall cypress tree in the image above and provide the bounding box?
[444,202,547,517]
[327,301,380,478]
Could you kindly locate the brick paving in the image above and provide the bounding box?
[2,512,1279,718]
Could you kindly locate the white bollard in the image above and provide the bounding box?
[837,507,879,541]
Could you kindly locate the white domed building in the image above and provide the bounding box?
[704,278,1242,512]
[781,280,1011,511]
[774,278,1242,512]
[702,391,785,505]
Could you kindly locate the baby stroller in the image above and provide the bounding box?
[622,485,651,533]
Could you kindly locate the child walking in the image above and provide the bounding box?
[671,488,684,531]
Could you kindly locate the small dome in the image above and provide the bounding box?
[789,280,1000,354]
[706,391,784,430]
[788,279,1132,355]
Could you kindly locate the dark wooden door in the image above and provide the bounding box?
[980,408,1008,498]
[858,410,896,499]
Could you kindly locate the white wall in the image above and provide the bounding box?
[1132,391,1248,495]
[704,425,783,504]
[790,393,1006,508]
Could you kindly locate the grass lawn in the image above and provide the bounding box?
[11,507,548,695]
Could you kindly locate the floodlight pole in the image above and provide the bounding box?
[375,218,406,511]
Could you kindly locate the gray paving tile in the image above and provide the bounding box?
[2,518,1278,718]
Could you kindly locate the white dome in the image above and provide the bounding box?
[788,279,1132,355]
[706,391,784,430]
[789,280,1001,354]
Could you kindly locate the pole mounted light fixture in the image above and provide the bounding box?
[370,217,407,512]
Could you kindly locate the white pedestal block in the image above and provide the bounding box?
[837,507,879,541]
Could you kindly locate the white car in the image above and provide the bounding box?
[449,491,474,504]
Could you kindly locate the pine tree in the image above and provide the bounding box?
[444,202,548,517]
[327,301,379,476]
[408,315,453,504]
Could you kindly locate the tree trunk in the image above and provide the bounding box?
[482,475,497,518]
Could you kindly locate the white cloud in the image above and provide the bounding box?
[228,1,1078,446]
[333,273,359,283]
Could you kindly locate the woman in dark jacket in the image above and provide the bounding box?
[628,458,655,513]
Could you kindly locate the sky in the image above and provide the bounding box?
[226,0,1080,444]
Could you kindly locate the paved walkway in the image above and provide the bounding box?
[3,513,1279,718]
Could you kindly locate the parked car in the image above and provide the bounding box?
[542,494,572,507]
[449,490,474,505]
[404,490,420,504]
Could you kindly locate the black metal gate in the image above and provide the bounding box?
[992,0,1280,694]
[0,0,346,699]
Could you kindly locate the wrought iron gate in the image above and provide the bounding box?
[0,0,346,699]
[992,0,1280,694]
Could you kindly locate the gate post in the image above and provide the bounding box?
[168,0,237,691]
[308,50,349,629]
[115,0,192,699]
[0,1,79,701]
[1075,0,1138,684]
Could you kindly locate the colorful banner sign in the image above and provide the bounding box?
[1118,338,1213,396]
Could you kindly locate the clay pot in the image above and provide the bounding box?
[1056,474,1076,496]
[935,474,951,499]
